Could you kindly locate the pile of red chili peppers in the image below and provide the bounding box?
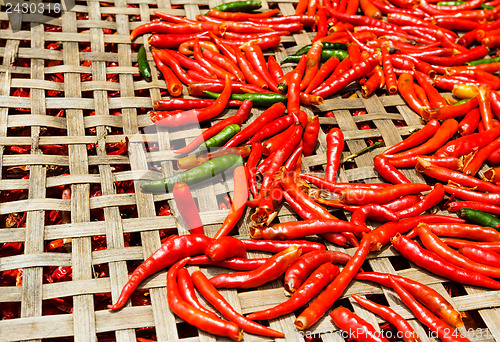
[4,0,500,340]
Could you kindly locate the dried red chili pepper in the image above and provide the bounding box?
[108,234,213,310]
[247,262,339,321]
[191,270,285,338]
[373,154,410,184]
[295,236,371,330]
[209,245,302,289]
[166,258,243,341]
[391,233,500,289]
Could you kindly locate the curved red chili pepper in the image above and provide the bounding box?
[340,183,431,206]
[209,245,302,289]
[351,204,399,232]
[241,40,279,92]
[250,218,368,240]
[407,223,500,242]
[166,258,243,341]
[391,233,500,289]
[187,255,266,270]
[148,32,211,49]
[153,76,232,127]
[365,214,464,251]
[351,294,422,342]
[459,245,500,268]
[247,262,339,321]
[248,115,294,144]
[355,272,464,327]
[395,183,445,219]
[373,154,410,184]
[191,270,285,338]
[330,306,391,342]
[462,135,500,176]
[283,250,351,295]
[177,268,219,320]
[304,57,340,94]
[151,49,183,97]
[388,276,469,342]
[417,224,500,278]
[108,235,213,310]
[295,236,371,330]
[201,48,245,83]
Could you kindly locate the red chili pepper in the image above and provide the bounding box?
[344,195,421,217]
[209,245,301,289]
[241,40,280,92]
[224,102,286,148]
[250,218,368,240]
[287,55,307,120]
[177,268,219,320]
[457,108,481,135]
[207,8,280,21]
[245,142,262,198]
[330,306,391,342]
[417,224,500,278]
[408,223,500,242]
[172,182,204,235]
[382,120,440,156]
[257,125,303,175]
[151,49,183,97]
[373,154,410,184]
[355,272,464,327]
[192,270,285,338]
[302,116,320,157]
[396,73,425,115]
[108,234,213,310]
[232,47,268,90]
[351,204,399,232]
[247,262,339,321]
[201,48,245,83]
[395,183,445,219]
[155,98,243,111]
[188,81,272,97]
[328,9,403,32]
[295,236,371,330]
[248,115,294,144]
[365,214,464,251]
[166,258,243,341]
[205,236,247,262]
[389,155,461,169]
[173,100,252,154]
[340,183,431,206]
[131,21,206,40]
[459,245,500,268]
[214,166,249,239]
[312,7,328,42]
[324,128,344,183]
[388,276,470,342]
[462,135,500,176]
[414,70,447,108]
[391,233,500,289]
[313,55,379,98]
[351,294,421,342]
[153,76,232,127]
[304,57,340,94]
[187,255,266,270]
[148,32,211,49]
[283,250,351,295]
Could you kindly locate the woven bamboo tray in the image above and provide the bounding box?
[0,0,499,341]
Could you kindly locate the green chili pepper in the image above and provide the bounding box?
[137,45,152,82]
[141,154,243,193]
[213,0,262,12]
[466,55,500,66]
[281,49,349,64]
[458,208,500,229]
[436,0,493,8]
[196,124,241,153]
[294,42,348,56]
[203,91,287,107]
[453,98,470,106]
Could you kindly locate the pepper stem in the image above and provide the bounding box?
[341,141,384,164]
